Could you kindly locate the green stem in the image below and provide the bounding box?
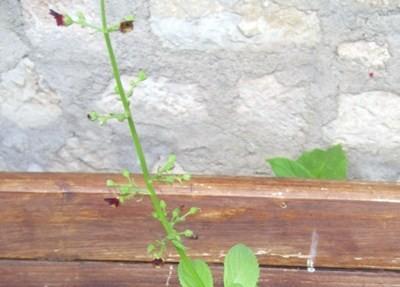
[99,1,204,286]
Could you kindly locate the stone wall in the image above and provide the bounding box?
[1,0,399,181]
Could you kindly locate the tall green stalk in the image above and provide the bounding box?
[99,1,204,285]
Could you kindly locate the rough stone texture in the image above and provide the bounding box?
[150,0,321,50]
[1,0,399,181]
[324,91,400,179]
[0,59,62,128]
[337,41,391,67]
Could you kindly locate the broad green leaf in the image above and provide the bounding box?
[224,244,259,287]
[178,259,213,287]
[266,158,313,178]
[297,144,347,180]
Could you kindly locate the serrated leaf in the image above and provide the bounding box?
[267,158,312,178]
[178,259,213,287]
[224,244,259,287]
[297,144,347,180]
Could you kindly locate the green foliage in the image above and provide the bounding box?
[125,70,148,98]
[224,244,260,287]
[106,169,147,203]
[178,244,260,287]
[57,4,260,287]
[146,239,167,259]
[147,204,199,259]
[266,158,312,178]
[87,111,128,125]
[106,163,196,260]
[267,144,348,180]
[151,154,191,184]
[178,259,214,287]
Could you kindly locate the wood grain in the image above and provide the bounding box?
[1,260,400,287]
[0,173,399,270]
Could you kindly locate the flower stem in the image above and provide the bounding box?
[99,1,204,286]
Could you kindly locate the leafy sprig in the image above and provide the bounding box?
[52,2,261,287]
[151,155,191,184]
[87,111,128,125]
[106,169,147,203]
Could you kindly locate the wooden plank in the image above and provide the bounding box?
[1,172,400,201]
[1,260,400,287]
[0,173,399,270]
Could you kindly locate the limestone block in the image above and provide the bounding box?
[236,74,309,155]
[0,58,62,128]
[0,29,29,73]
[49,129,119,171]
[237,1,321,45]
[355,0,400,7]
[96,76,208,124]
[150,0,321,50]
[323,91,400,151]
[337,41,391,68]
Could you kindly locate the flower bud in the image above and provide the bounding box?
[49,9,73,27]
[119,20,134,33]
[104,197,120,208]
[188,207,200,215]
[183,229,194,237]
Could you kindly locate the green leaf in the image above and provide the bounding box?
[160,200,167,211]
[266,158,313,178]
[224,244,259,287]
[147,243,155,254]
[297,144,347,180]
[124,15,135,21]
[122,169,130,178]
[137,70,147,81]
[182,174,191,181]
[178,259,213,287]
[77,12,86,22]
[266,145,348,180]
[158,154,176,173]
[188,207,200,215]
[106,179,115,187]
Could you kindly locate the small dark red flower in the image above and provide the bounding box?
[151,258,164,268]
[49,9,65,26]
[104,197,120,208]
[369,72,374,78]
[119,20,134,33]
